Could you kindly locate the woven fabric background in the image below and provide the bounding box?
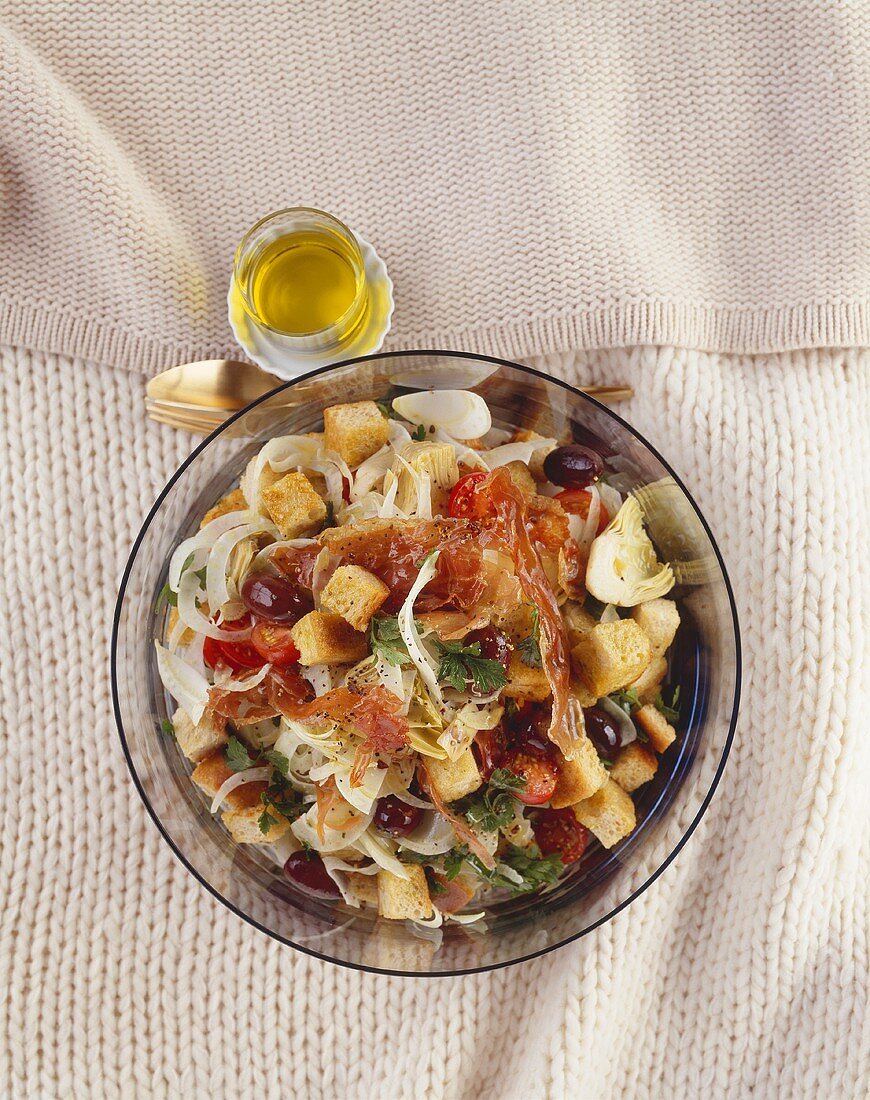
[1,1,870,369]
[1,343,866,1099]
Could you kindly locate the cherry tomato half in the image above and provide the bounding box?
[554,488,610,535]
[501,749,559,805]
[532,808,589,864]
[203,613,267,673]
[447,471,489,518]
[251,621,301,666]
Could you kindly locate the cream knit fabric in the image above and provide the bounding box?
[1,2,870,369]
[0,343,866,1100]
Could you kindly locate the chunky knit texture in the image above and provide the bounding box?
[1,1,869,369]
[0,343,866,1099]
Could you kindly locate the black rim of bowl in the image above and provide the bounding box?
[111,349,742,977]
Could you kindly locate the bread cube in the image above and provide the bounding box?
[221,805,290,844]
[346,872,380,908]
[503,460,537,495]
[503,651,552,702]
[191,751,266,809]
[425,748,482,803]
[323,400,389,468]
[393,441,459,513]
[377,865,433,921]
[610,742,658,793]
[631,599,680,657]
[563,601,598,648]
[573,779,637,848]
[201,487,248,527]
[634,704,677,753]
[571,620,652,698]
[550,734,609,808]
[290,611,368,665]
[629,654,668,705]
[261,471,327,538]
[511,429,555,480]
[320,565,390,631]
[166,607,196,647]
[172,707,227,763]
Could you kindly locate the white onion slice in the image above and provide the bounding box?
[209,766,272,813]
[398,550,443,705]
[154,641,210,724]
[392,390,491,440]
[355,830,409,879]
[176,572,252,641]
[303,665,332,697]
[168,509,252,591]
[212,663,271,691]
[448,911,486,925]
[350,444,393,501]
[396,811,457,855]
[475,439,556,470]
[291,802,372,852]
[206,522,277,611]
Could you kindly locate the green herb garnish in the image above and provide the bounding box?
[264,749,290,777]
[225,735,255,773]
[442,850,466,880]
[160,718,175,738]
[444,843,563,895]
[376,401,391,419]
[609,687,639,715]
[516,606,542,668]
[412,423,427,441]
[456,771,525,833]
[369,615,411,666]
[655,685,681,723]
[433,639,508,695]
[488,768,526,792]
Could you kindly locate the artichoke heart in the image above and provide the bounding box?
[392,441,459,512]
[586,495,674,607]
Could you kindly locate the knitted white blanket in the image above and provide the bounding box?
[1,2,869,368]
[0,344,866,1099]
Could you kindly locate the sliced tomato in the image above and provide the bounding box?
[555,488,610,535]
[501,749,559,805]
[202,635,226,670]
[532,808,589,864]
[212,612,266,672]
[447,471,489,518]
[251,622,301,666]
[341,475,351,503]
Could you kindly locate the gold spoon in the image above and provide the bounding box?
[145,358,635,434]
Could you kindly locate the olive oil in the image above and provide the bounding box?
[249,232,361,335]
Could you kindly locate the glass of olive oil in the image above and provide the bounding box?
[233,208,369,351]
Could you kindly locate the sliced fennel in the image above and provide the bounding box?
[154,641,210,724]
[391,390,491,439]
[397,550,443,705]
[586,496,675,606]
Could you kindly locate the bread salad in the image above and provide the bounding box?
[156,391,683,926]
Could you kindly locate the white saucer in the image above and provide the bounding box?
[227,230,394,381]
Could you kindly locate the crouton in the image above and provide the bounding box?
[172,707,228,763]
[240,458,284,514]
[502,651,552,702]
[512,429,555,480]
[320,564,389,631]
[634,704,677,753]
[571,680,598,708]
[424,748,482,803]
[346,872,380,908]
[393,441,459,512]
[573,779,637,848]
[221,804,290,844]
[629,655,668,704]
[550,734,609,808]
[610,742,658,793]
[261,471,327,539]
[563,602,598,648]
[571,620,652,698]
[631,598,680,657]
[166,607,196,647]
[503,460,537,495]
[377,865,433,921]
[191,751,266,809]
[323,400,389,467]
[289,611,368,665]
[201,487,248,527]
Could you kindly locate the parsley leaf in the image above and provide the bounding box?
[442,850,466,880]
[264,749,290,777]
[609,687,639,715]
[412,423,427,441]
[376,401,391,419]
[516,606,542,668]
[155,581,177,612]
[257,808,279,834]
[225,736,255,772]
[489,768,527,793]
[160,717,175,738]
[322,500,336,529]
[433,639,508,695]
[655,685,681,723]
[369,615,410,666]
[448,843,564,895]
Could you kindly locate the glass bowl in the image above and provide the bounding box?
[112,351,740,976]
